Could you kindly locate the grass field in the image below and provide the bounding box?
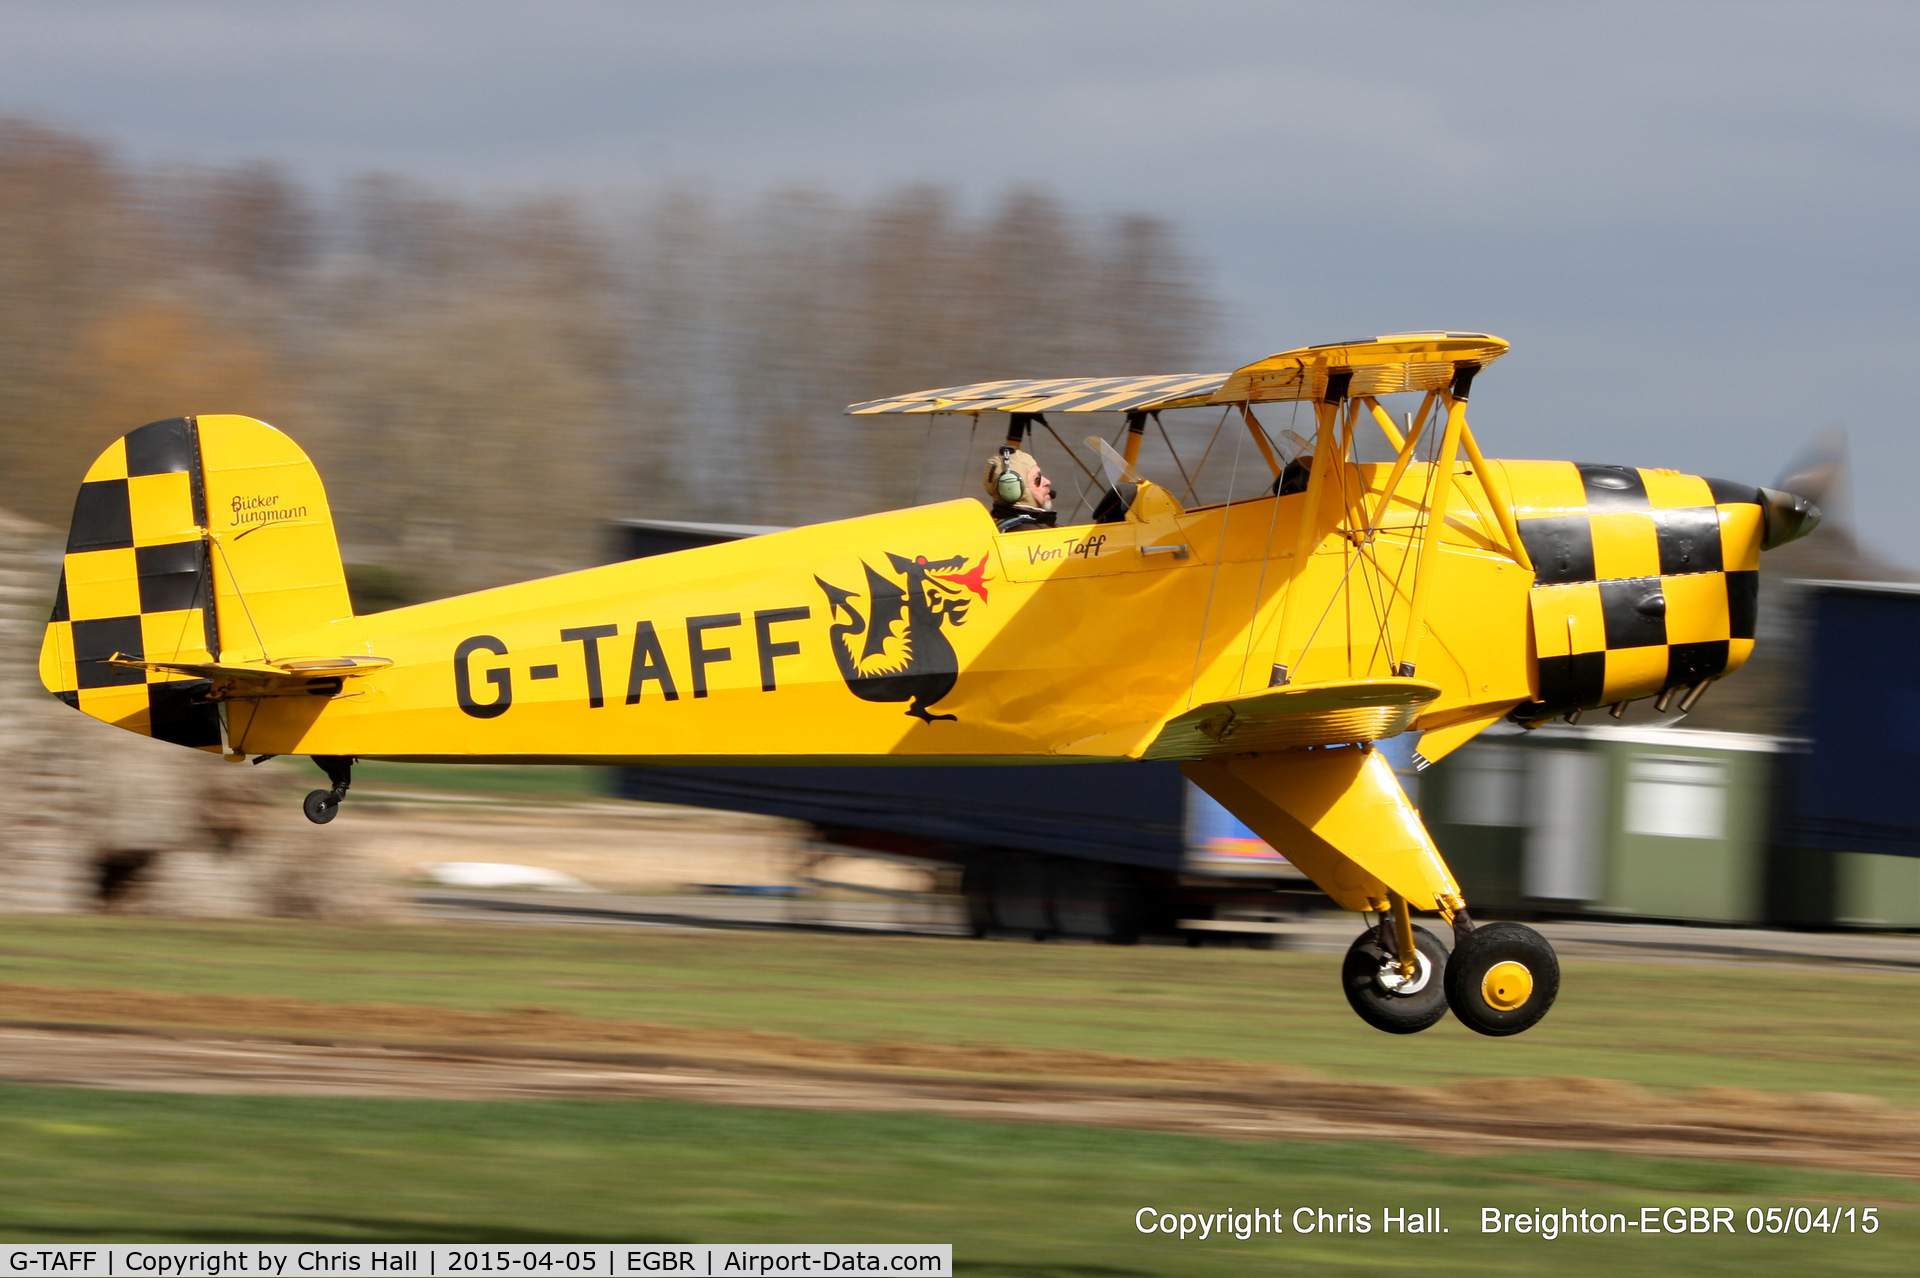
[3,914,1919,1267]
[1,1084,1915,1273]
[2,916,1918,1101]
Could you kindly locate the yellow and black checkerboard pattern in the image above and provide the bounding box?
[846,372,1230,416]
[1504,461,1763,720]
[39,417,225,750]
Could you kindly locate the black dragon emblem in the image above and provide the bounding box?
[814,552,989,722]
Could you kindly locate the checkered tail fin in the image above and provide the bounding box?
[38,415,353,751]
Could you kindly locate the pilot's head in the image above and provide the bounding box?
[985,448,1054,511]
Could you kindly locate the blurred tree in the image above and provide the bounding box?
[64,300,283,442]
[307,178,623,593]
[0,120,145,525]
[0,117,1218,598]
[629,184,1217,526]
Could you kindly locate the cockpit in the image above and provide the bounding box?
[846,364,1361,538]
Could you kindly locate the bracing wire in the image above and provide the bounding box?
[1357,411,1433,675]
[1286,398,1408,678]
[1348,406,1411,675]
[1353,533,1399,676]
[1235,404,1292,691]
[1390,422,1441,578]
[1186,421,1246,709]
[910,412,935,505]
[1291,515,1382,676]
[1384,401,1448,659]
[1345,407,1403,678]
[1060,416,1132,521]
[1235,478,1287,691]
[1336,400,1400,677]
[958,414,980,497]
[1181,407,1231,505]
[207,537,271,661]
[1153,413,1193,497]
[168,520,219,662]
[1324,396,1441,678]
[1337,404,1358,676]
[1044,418,1105,487]
[1259,395,1311,680]
[1246,412,1287,485]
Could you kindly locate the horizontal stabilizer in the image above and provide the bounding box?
[105,654,390,683]
[1141,678,1441,760]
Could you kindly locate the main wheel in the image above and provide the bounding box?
[1444,921,1559,1036]
[1341,923,1450,1034]
[302,789,340,824]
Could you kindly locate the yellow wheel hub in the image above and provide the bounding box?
[1481,961,1533,1011]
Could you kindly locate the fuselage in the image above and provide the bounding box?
[217,456,1769,764]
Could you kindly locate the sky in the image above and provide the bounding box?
[5,0,1918,557]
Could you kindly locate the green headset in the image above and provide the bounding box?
[993,446,1028,504]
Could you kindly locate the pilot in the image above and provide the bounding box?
[985,447,1058,532]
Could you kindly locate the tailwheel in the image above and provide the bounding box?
[302,789,341,824]
[1341,922,1450,1034]
[301,755,353,825]
[1443,921,1560,1036]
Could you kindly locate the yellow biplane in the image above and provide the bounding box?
[38,333,1819,1036]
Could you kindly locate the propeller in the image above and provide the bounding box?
[1758,487,1823,549]
[1762,427,1845,548]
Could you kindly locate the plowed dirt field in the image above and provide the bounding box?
[4,983,1916,1178]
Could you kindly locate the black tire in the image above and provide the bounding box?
[302,789,340,825]
[1444,921,1560,1036]
[1341,923,1450,1034]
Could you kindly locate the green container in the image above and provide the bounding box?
[1422,725,1782,923]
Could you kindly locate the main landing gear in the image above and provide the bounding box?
[302,755,354,824]
[1444,920,1560,1036]
[1342,917,1450,1034]
[1343,896,1559,1036]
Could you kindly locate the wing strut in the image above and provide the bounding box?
[1395,392,1469,677]
[1460,422,1534,573]
[1361,395,1408,451]
[1237,405,1284,479]
[1265,364,1534,687]
[1266,391,1344,685]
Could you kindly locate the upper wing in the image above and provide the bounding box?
[1139,677,1442,760]
[1213,332,1510,405]
[847,333,1510,417]
[846,373,1228,416]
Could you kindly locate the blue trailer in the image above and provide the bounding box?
[1773,579,1920,926]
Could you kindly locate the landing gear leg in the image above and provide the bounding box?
[1183,749,1559,1035]
[302,755,354,825]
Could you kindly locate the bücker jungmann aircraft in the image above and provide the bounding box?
[39,333,1820,1036]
